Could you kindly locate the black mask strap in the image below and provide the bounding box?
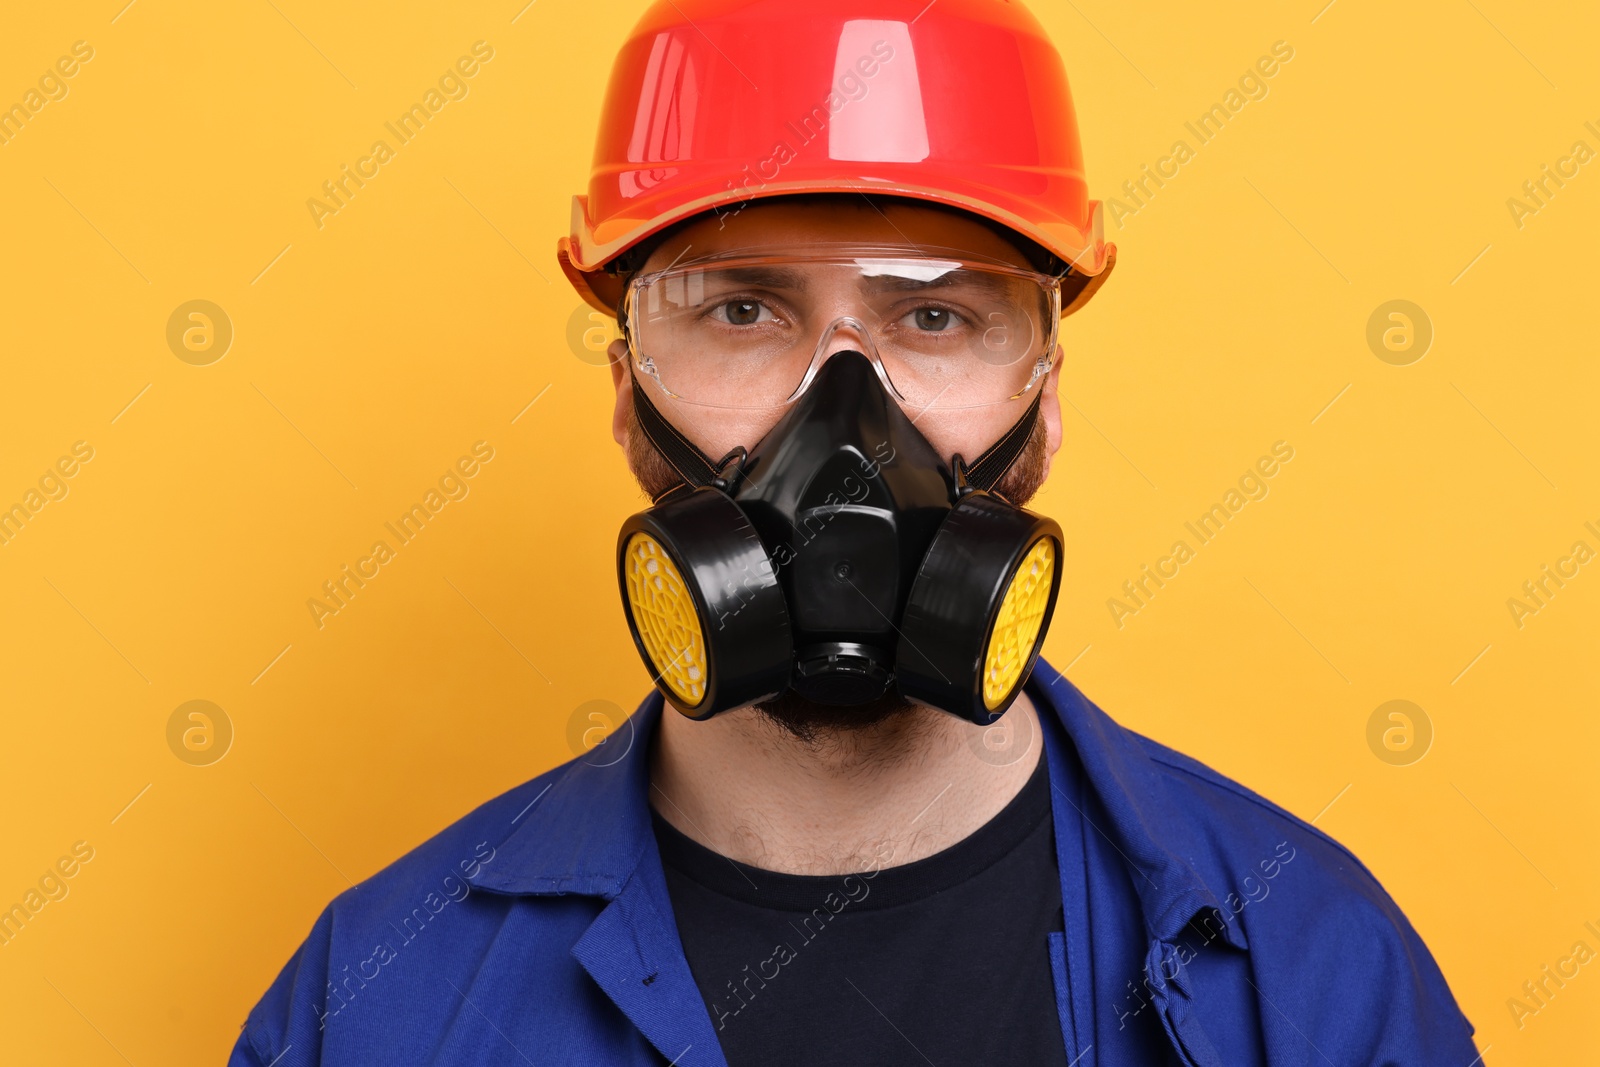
[631,369,1042,496]
[962,388,1043,492]
[631,372,722,489]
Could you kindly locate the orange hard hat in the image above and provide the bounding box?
[558,0,1116,319]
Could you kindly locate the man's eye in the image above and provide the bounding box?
[905,307,962,332]
[711,300,771,326]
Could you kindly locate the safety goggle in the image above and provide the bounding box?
[621,248,1065,412]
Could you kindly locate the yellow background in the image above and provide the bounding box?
[2,1,1595,1062]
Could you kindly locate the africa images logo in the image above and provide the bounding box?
[305,42,495,229]
[711,33,900,229]
[306,441,495,629]
[319,842,496,1029]
[707,840,896,1032]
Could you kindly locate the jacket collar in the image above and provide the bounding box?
[468,659,1246,951]
[1029,657,1248,951]
[468,697,661,899]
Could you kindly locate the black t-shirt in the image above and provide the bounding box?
[651,748,1068,1066]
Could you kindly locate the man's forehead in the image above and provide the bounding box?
[640,198,1031,273]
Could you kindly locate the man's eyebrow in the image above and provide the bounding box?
[862,271,1016,298]
[705,266,812,290]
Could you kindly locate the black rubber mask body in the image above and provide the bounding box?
[735,354,953,704]
[618,351,1062,724]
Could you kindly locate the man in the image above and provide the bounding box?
[232,1,1480,1064]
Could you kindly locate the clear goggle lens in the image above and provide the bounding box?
[622,252,1063,411]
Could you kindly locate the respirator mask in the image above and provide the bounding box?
[614,249,1065,726]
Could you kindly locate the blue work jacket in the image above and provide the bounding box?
[231,659,1479,1065]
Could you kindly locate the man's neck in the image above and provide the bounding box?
[647,690,1046,875]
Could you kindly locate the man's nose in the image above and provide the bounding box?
[812,315,881,365]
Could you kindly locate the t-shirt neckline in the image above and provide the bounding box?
[649,744,1053,912]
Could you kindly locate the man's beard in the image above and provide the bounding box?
[624,394,1049,745]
